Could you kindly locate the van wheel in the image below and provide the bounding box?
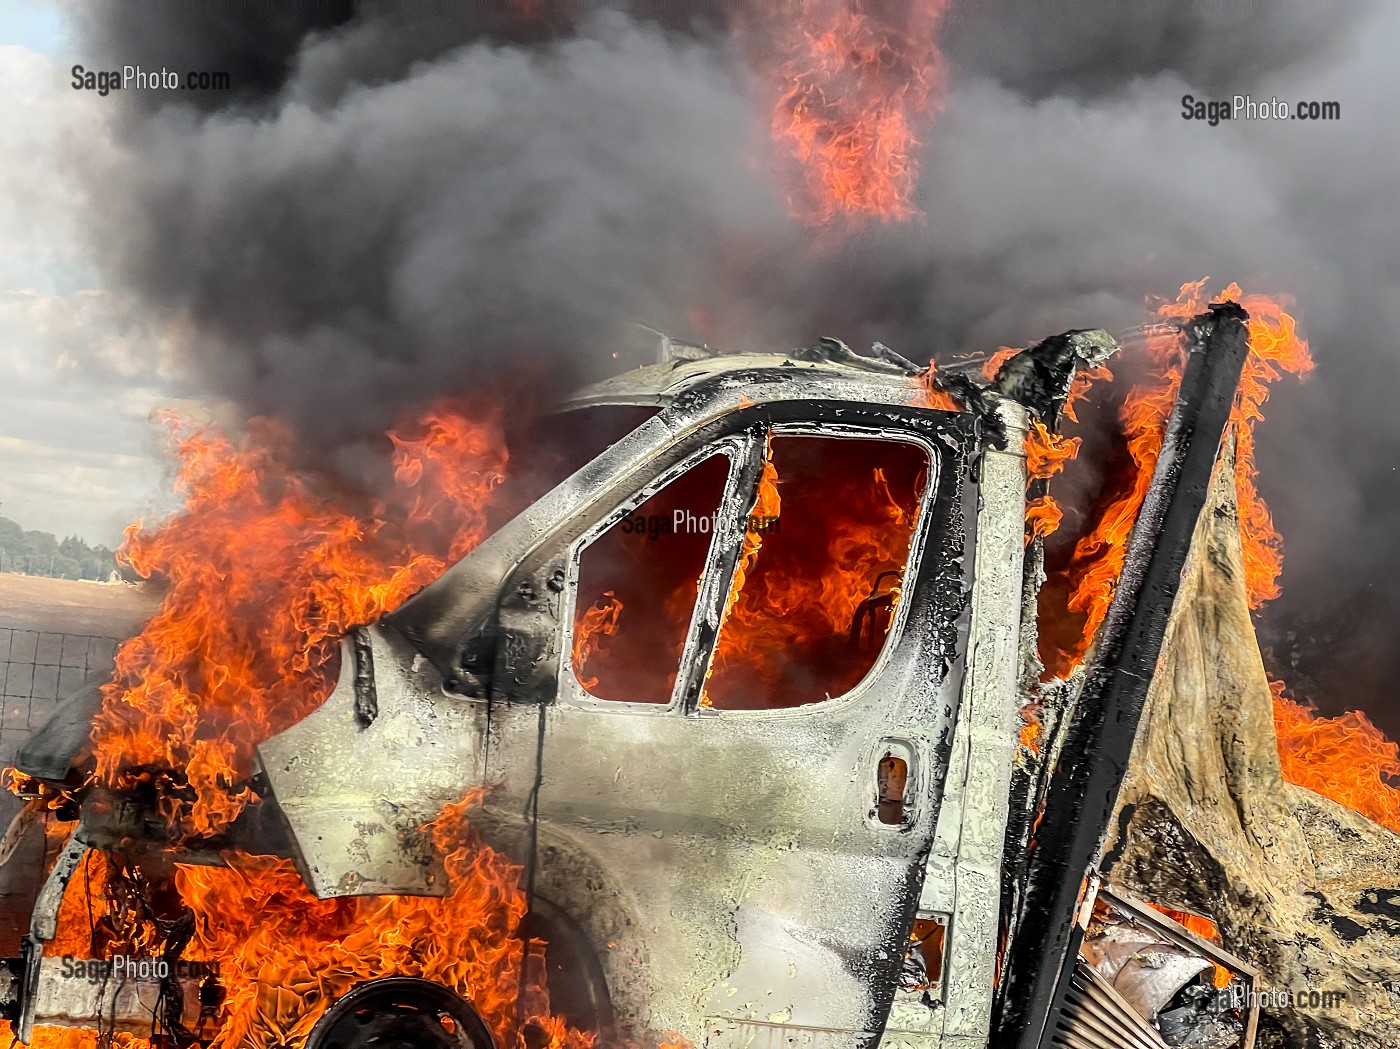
[304,977,495,1049]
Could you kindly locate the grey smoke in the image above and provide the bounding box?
[74,0,1400,734]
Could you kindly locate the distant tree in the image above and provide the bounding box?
[0,515,121,580]
[92,545,120,581]
[0,517,22,548]
[51,554,81,579]
[23,530,59,559]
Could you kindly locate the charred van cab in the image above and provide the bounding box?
[1,313,1262,1049]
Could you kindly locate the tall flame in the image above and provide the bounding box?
[1046,280,1313,675]
[1,404,610,1047]
[1034,280,1400,835]
[755,0,951,226]
[87,407,507,838]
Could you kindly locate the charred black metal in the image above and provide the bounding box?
[791,337,920,376]
[997,303,1251,1049]
[937,372,1009,451]
[351,624,379,728]
[304,977,496,1049]
[992,328,1118,428]
[14,672,109,781]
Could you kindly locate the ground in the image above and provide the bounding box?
[0,573,158,636]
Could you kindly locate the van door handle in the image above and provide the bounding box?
[875,738,917,827]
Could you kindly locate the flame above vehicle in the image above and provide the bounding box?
[750,0,951,226]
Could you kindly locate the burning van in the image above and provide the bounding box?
[0,305,1266,1049]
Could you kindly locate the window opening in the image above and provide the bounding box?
[570,453,731,704]
[702,434,929,711]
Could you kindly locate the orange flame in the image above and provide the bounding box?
[172,791,588,1049]
[1149,907,1231,988]
[1031,281,1400,840]
[1155,280,1314,608]
[573,590,624,692]
[1271,680,1400,833]
[1017,704,1042,751]
[1046,281,1313,676]
[756,0,951,226]
[1025,420,1080,482]
[702,437,926,708]
[910,363,961,411]
[88,407,507,838]
[978,347,1021,383]
[1021,361,1110,549]
[699,446,782,709]
[734,450,784,598]
[1051,339,1181,675]
[3,404,609,1046]
[1022,419,1081,543]
[1024,496,1063,543]
[10,792,592,1049]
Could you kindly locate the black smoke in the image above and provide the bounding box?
[74,0,1400,735]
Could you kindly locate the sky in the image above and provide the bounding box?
[0,0,188,544]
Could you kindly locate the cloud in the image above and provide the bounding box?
[0,45,191,544]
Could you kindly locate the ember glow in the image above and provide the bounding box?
[1149,908,1231,989]
[756,0,950,226]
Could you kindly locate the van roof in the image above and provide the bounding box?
[560,344,930,411]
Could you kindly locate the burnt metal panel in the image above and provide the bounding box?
[897,400,1028,1046]
[998,303,1252,1049]
[479,401,978,1044]
[258,375,995,1047]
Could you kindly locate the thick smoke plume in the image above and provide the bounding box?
[75,0,1400,734]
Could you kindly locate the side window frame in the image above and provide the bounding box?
[559,435,753,713]
[688,422,941,719]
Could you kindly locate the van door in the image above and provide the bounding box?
[484,403,976,1047]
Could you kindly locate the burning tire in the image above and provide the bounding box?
[304,977,495,1049]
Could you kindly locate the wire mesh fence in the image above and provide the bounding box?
[0,628,119,771]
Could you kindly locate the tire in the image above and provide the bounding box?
[304,977,495,1049]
